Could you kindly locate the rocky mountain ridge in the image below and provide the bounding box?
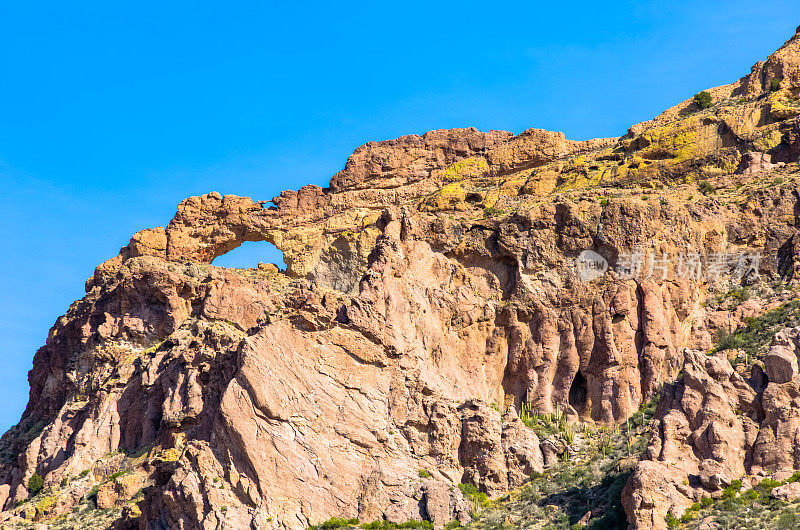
[4,25,800,530]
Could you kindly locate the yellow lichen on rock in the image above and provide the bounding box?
[97,472,146,509]
[753,128,785,152]
[554,157,618,192]
[160,447,182,462]
[437,157,489,181]
[640,117,699,162]
[125,501,143,518]
[768,90,800,120]
[629,155,645,168]
[419,182,469,211]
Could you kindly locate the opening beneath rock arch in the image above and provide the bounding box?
[568,371,588,414]
[212,241,285,271]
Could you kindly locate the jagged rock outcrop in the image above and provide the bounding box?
[4,24,800,530]
[622,328,800,528]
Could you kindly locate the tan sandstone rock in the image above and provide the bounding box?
[772,481,800,502]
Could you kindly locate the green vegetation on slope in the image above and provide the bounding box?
[694,91,713,109]
[713,298,800,359]
[666,474,800,529]
[465,396,659,529]
[307,518,437,529]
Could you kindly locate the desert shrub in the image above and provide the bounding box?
[359,522,434,530]
[396,522,433,529]
[108,470,127,481]
[721,479,742,500]
[458,483,479,496]
[665,512,679,528]
[361,523,392,530]
[27,473,43,496]
[698,180,715,195]
[778,509,800,528]
[458,482,491,508]
[726,287,751,302]
[313,517,360,529]
[418,469,430,478]
[771,77,782,91]
[756,478,783,495]
[127,445,152,459]
[694,91,713,109]
[714,328,750,353]
[483,206,504,217]
[714,299,800,356]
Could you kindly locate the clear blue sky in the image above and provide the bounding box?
[1,1,799,433]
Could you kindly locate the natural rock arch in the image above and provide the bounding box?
[211,240,286,270]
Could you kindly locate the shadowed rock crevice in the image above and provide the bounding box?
[568,371,588,415]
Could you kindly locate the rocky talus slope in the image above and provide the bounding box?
[6,26,800,530]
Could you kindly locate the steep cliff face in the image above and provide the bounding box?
[4,25,800,530]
